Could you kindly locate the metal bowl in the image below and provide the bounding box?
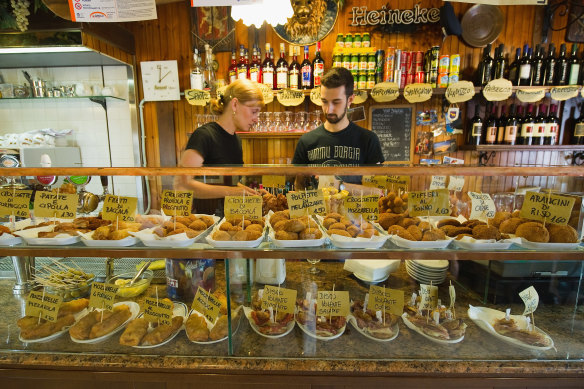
[109,269,153,298]
[461,4,504,48]
[44,275,95,301]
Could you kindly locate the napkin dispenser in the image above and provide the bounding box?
[254,258,286,285]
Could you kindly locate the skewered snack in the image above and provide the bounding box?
[492,317,551,347]
[119,317,149,346]
[33,261,94,301]
[321,187,349,215]
[260,189,288,216]
[378,191,408,214]
[185,313,209,341]
[249,291,294,335]
[295,298,346,337]
[350,300,398,339]
[141,316,184,346]
[211,217,265,241]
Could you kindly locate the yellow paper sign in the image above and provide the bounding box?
[419,284,438,310]
[161,190,193,217]
[144,297,173,326]
[445,80,475,103]
[352,89,369,105]
[310,87,322,106]
[403,83,433,103]
[0,189,32,218]
[316,290,350,317]
[286,190,326,218]
[192,287,222,324]
[102,195,137,222]
[551,85,579,101]
[482,78,513,101]
[276,89,305,106]
[368,286,404,316]
[520,191,575,225]
[429,175,447,190]
[33,191,77,219]
[89,282,119,312]
[261,285,297,315]
[25,291,63,322]
[516,88,546,103]
[468,191,496,220]
[361,175,387,190]
[257,83,274,104]
[344,195,379,222]
[386,175,410,191]
[184,89,211,106]
[224,195,262,221]
[262,175,287,189]
[408,189,450,217]
[448,176,465,192]
[519,286,539,315]
[370,82,400,103]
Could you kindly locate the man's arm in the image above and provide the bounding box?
[292,138,310,190]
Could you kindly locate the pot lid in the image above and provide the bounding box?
[461,4,504,48]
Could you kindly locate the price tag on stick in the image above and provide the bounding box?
[25,290,63,323]
[316,290,350,317]
[224,195,262,221]
[261,285,297,314]
[161,190,193,217]
[419,284,438,311]
[368,285,404,316]
[344,195,379,222]
[0,188,32,218]
[102,195,138,222]
[286,190,326,218]
[520,191,575,226]
[33,191,77,219]
[262,176,286,190]
[468,192,496,221]
[429,176,447,190]
[89,282,119,312]
[408,189,450,217]
[144,297,173,326]
[519,286,539,316]
[192,287,222,324]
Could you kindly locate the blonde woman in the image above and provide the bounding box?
[175,79,263,214]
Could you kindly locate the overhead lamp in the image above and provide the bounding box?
[231,0,294,27]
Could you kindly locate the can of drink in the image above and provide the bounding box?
[358,72,367,90]
[376,70,384,84]
[400,51,409,72]
[413,51,424,72]
[414,71,425,84]
[368,52,376,71]
[430,46,440,71]
[439,55,450,74]
[437,72,449,88]
[359,54,368,71]
[400,72,408,88]
[336,34,344,48]
[406,72,415,85]
[449,54,461,74]
[384,47,395,82]
[429,69,438,88]
[406,51,414,73]
[375,49,385,71]
[362,33,371,48]
[448,72,459,84]
[344,34,353,48]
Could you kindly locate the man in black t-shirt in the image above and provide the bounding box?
[292,67,384,188]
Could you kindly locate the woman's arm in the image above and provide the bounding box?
[174,149,258,198]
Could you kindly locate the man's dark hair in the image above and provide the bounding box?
[321,67,354,97]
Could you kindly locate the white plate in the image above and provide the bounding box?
[19,308,88,343]
[0,233,22,246]
[295,314,346,341]
[243,306,295,339]
[405,264,447,278]
[131,214,219,247]
[411,259,450,269]
[353,272,389,284]
[314,216,388,249]
[268,226,327,248]
[131,302,188,349]
[430,215,468,228]
[205,218,265,248]
[517,238,582,251]
[347,314,399,342]
[186,306,242,344]
[70,301,140,344]
[467,305,554,351]
[78,231,138,247]
[453,236,519,250]
[390,235,453,249]
[401,313,465,344]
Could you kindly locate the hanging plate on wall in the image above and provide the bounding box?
[273,0,338,45]
[460,4,504,48]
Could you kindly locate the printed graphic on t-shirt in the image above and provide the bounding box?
[306,145,361,165]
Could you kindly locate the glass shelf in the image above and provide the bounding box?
[0,95,125,101]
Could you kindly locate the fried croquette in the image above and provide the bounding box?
[407,225,423,241]
[378,213,403,230]
[387,225,415,240]
[326,212,343,221]
[212,230,231,241]
[472,224,501,240]
[489,211,512,228]
[399,218,418,228]
[322,217,338,229]
[422,229,446,241]
[273,220,288,231]
[300,229,323,240]
[284,219,306,233]
[346,225,360,237]
[515,222,549,243]
[547,224,579,243]
[245,224,264,233]
[219,222,233,231]
[328,229,352,238]
[418,221,432,232]
[199,215,215,227]
[499,218,525,234]
[189,220,208,231]
[437,219,462,228]
[275,230,299,240]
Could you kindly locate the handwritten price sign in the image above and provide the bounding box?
[520,191,575,226]
[102,195,137,222]
[224,195,262,221]
[0,189,32,218]
[261,285,297,314]
[286,190,326,218]
[161,190,193,217]
[316,290,350,317]
[519,286,539,315]
[408,189,450,217]
[368,286,404,316]
[33,191,77,219]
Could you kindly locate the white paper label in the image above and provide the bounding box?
[70,0,157,22]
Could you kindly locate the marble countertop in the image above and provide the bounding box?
[0,259,583,377]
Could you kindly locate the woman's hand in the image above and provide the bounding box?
[230,183,259,196]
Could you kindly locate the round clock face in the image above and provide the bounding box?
[140,60,181,101]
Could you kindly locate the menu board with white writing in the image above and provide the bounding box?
[369,106,412,163]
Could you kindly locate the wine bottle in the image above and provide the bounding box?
[261,43,275,90]
[503,104,518,145]
[508,48,521,85]
[275,43,289,90]
[573,105,584,145]
[484,103,498,145]
[543,44,556,86]
[568,43,580,85]
[237,45,248,80]
[190,49,204,90]
[518,45,532,86]
[313,41,325,87]
[545,104,560,145]
[300,45,312,89]
[288,46,300,90]
[497,105,507,144]
[249,45,262,83]
[531,45,544,86]
[533,104,548,146]
[467,104,483,145]
[477,43,494,86]
[227,49,237,84]
[555,43,569,85]
[493,44,506,79]
[518,104,534,145]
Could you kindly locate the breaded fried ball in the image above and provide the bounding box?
[360,222,373,230]
[547,224,579,243]
[443,226,472,238]
[511,210,521,218]
[300,229,323,240]
[357,229,375,238]
[188,220,208,231]
[174,216,192,226]
[328,222,347,231]
[199,215,215,227]
[275,230,298,240]
[245,230,262,241]
[346,225,360,238]
[212,231,231,241]
[245,224,264,233]
[437,219,461,228]
[273,220,288,231]
[499,218,525,234]
[399,218,417,228]
[489,211,512,228]
[251,219,265,227]
[323,218,338,229]
[284,219,306,233]
[378,213,403,230]
[515,222,549,243]
[232,230,249,241]
[418,221,432,232]
[407,225,423,241]
[387,225,415,240]
[462,219,487,229]
[328,229,352,238]
[422,229,446,241]
[472,225,501,240]
[326,212,343,221]
[340,218,353,227]
[219,222,233,231]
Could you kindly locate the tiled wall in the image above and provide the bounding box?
[0,65,139,198]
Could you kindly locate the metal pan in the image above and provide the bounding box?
[461,4,504,48]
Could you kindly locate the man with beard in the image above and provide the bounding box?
[292,67,384,191]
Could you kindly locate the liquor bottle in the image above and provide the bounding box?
[203,44,216,91]
[484,103,498,145]
[533,104,548,145]
[545,104,560,145]
[531,45,544,86]
[237,45,248,80]
[477,43,494,86]
[555,43,569,85]
[503,104,518,145]
[568,43,580,85]
[190,48,204,90]
[249,45,262,83]
[300,45,313,89]
[275,43,289,90]
[518,45,532,86]
[493,44,506,79]
[288,46,300,90]
[261,43,275,90]
[573,105,584,145]
[313,41,325,87]
[497,105,507,144]
[543,44,556,86]
[227,49,237,84]
[508,48,521,85]
[518,104,534,145]
[467,104,483,145]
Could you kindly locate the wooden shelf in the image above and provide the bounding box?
[459,145,584,151]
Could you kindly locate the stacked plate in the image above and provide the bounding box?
[405,259,449,284]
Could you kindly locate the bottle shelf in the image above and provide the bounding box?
[459,144,584,151]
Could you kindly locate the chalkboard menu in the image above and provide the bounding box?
[369,105,413,162]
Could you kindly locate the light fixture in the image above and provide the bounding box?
[231,0,294,27]
[0,46,92,54]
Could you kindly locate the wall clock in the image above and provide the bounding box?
[140,60,181,101]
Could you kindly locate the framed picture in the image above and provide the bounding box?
[190,6,235,52]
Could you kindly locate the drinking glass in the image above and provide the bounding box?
[273,112,285,132]
[310,110,322,130]
[295,112,307,132]
[263,112,273,132]
[283,111,293,132]
[306,258,321,274]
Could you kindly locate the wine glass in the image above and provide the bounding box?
[306,258,321,274]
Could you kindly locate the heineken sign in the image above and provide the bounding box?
[351,5,440,26]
